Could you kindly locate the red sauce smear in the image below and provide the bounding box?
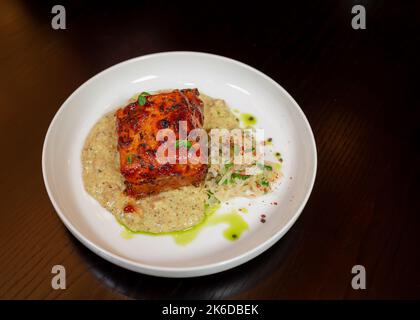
[124,204,136,213]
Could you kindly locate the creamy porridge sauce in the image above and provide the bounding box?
[82,94,239,233]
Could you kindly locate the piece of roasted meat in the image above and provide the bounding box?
[115,89,207,198]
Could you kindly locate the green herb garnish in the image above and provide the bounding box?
[224,162,234,170]
[127,154,133,165]
[261,179,269,187]
[175,140,192,149]
[257,163,273,171]
[231,173,251,180]
[137,92,150,106]
[206,191,221,207]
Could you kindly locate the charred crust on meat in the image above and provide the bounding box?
[159,119,170,129]
[116,89,207,198]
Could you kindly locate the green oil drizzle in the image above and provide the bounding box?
[209,210,249,241]
[239,207,249,214]
[120,228,134,239]
[171,224,203,245]
[118,204,249,246]
[264,138,273,145]
[172,209,249,245]
[273,162,282,171]
[240,113,257,127]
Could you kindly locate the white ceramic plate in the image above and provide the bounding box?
[42,52,317,277]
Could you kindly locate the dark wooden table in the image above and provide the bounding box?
[0,0,418,299]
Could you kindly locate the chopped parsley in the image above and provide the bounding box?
[231,173,251,180]
[261,179,269,187]
[175,140,192,149]
[224,162,234,170]
[127,154,133,165]
[257,163,273,171]
[138,92,150,106]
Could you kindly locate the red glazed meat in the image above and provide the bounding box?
[115,89,207,198]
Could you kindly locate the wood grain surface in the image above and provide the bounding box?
[0,0,419,299]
